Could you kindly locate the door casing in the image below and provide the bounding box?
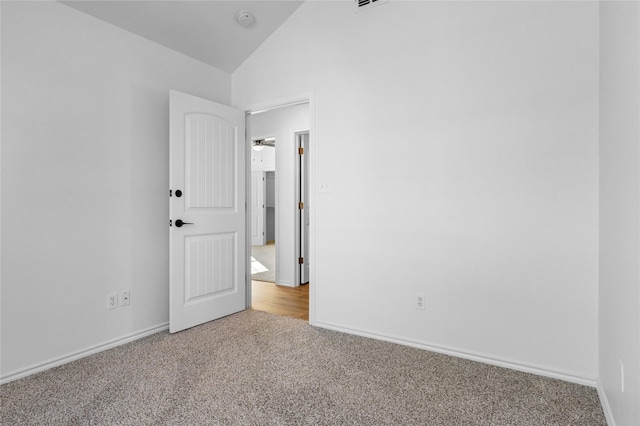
[251,171,266,246]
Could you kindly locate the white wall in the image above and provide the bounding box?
[599,1,640,424]
[251,146,276,171]
[233,1,599,381]
[1,1,230,380]
[249,104,309,286]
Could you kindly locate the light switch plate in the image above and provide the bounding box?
[319,182,332,193]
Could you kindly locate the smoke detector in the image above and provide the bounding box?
[237,10,255,27]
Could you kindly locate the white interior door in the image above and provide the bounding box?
[298,132,310,284]
[169,90,246,333]
[251,171,266,246]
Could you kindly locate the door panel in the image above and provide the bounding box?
[170,90,245,333]
[185,114,235,209]
[184,233,235,303]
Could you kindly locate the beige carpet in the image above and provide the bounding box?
[252,242,275,283]
[0,310,605,425]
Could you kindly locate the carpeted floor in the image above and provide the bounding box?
[252,242,275,283]
[0,310,606,425]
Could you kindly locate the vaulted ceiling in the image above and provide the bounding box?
[60,1,305,73]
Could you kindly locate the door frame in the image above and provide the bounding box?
[250,170,267,246]
[294,130,310,286]
[242,92,316,325]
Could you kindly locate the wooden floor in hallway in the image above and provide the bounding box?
[251,280,309,321]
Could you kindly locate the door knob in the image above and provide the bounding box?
[175,219,193,228]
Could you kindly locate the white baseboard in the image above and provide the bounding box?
[2,318,602,401]
[596,378,616,426]
[1,323,169,385]
[314,320,597,387]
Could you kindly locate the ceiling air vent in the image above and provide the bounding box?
[356,0,388,11]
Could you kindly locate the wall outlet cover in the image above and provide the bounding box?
[107,292,118,310]
[416,292,426,310]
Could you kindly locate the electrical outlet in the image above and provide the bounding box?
[619,359,625,392]
[415,292,425,310]
[120,290,130,307]
[107,292,118,310]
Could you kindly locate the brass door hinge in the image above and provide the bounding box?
[298,202,304,209]
[298,257,304,264]
[298,147,304,155]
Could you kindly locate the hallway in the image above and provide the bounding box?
[251,280,308,321]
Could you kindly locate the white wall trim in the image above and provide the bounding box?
[242,93,313,116]
[0,323,169,385]
[596,378,617,426]
[314,320,597,388]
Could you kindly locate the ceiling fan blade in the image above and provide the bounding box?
[252,138,276,148]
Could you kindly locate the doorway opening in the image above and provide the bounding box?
[247,101,311,321]
[251,144,276,284]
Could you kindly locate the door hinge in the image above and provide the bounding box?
[298,202,304,209]
[299,257,304,264]
[298,147,304,155]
